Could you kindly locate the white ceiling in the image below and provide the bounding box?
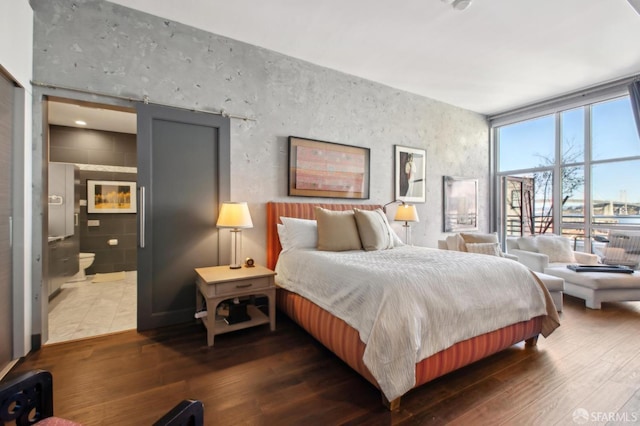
[105,0,640,116]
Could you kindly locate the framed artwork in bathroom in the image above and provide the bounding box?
[87,180,137,213]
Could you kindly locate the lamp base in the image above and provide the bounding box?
[229,228,243,270]
[403,223,412,246]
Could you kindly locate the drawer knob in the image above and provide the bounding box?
[236,283,252,289]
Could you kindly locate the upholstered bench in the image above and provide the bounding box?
[544,266,640,309]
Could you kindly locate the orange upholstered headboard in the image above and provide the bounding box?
[266,202,381,270]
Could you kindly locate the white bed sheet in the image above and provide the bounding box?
[275,245,551,401]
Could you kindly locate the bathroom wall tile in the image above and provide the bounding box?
[50,147,89,164]
[123,217,138,234]
[118,235,137,248]
[88,149,125,167]
[85,216,127,235]
[51,126,115,152]
[115,262,137,272]
[124,151,137,167]
[113,133,136,153]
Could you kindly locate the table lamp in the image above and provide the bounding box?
[216,202,253,269]
[394,203,419,245]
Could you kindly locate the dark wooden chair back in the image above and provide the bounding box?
[1,370,204,425]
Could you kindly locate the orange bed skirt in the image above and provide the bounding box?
[277,288,543,396]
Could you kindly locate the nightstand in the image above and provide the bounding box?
[195,264,276,347]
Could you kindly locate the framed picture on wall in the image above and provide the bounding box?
[87,180,137,213]
[394,145,426,203]
[288,136,370,199]
[443,176,478,232]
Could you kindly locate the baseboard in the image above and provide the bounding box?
[0,358,20,380]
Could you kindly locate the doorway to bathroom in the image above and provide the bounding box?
[46,98,138,344]
[42,96,230,344]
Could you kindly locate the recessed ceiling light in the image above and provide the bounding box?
[75,120,87,126]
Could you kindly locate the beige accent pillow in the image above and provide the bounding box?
[535,235,576,263]
[460,232,499,245]
[315,207,362,251]
[446,234,467,252]
[465,242,502,257]
[353,208,393,251]
[460,232,509,256]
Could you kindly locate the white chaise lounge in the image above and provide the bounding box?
[506,234,640,309]
[542,266,640,309]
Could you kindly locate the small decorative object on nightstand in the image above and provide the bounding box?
[194,264,276,347]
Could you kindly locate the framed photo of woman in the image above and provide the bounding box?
[394,145,426,203]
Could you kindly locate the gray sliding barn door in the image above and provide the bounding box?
[0,73,13,370]
[136,104,230,330]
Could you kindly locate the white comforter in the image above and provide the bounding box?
[275,245,552,401]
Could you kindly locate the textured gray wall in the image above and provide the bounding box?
[32,0,489,265]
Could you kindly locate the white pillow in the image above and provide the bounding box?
[465,242,502,257]
[280,217,317,251]
[277,224,288,248]
[517,236,539,252]
[535,235,576,263]
[390,226,404,247]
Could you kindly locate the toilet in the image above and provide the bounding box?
[68,252,95,282]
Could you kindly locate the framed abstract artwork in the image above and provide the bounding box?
[395,145,426,203]
[288,136,370,199]
[443,176,478,232]
[87,180,137,213]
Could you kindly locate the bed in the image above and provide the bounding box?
[266,202,559,410]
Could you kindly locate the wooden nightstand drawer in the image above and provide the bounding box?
[215,276,270,296]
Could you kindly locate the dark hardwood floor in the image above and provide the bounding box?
[8,296,640,425]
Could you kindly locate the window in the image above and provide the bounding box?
[561,165,584,227]
[561,107,584,164]
[591,160,640,225]
[494,94,640,256]
[592,97,640,161]
[498,115,555,172]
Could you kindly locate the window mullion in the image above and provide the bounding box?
[584,105,593,253]
[554,112,562,235]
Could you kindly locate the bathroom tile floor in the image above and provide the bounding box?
[47,271,137,344]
